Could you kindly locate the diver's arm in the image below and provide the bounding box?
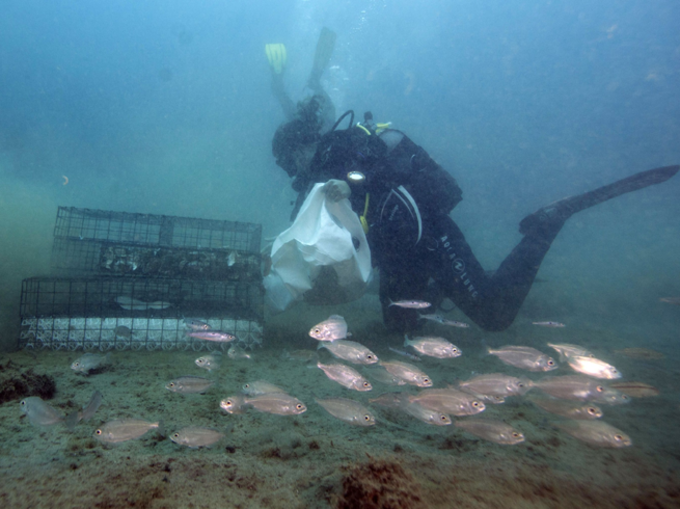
[322,179,351,202]
[271,73,296,121]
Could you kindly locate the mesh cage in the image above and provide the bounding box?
[51,207,261,278]
[19,277,264,351]
[20,206,265,351]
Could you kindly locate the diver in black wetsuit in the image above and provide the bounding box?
[267,33,679,333]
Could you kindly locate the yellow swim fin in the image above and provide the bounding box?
[265,43,287,74]
[308,27,337,87]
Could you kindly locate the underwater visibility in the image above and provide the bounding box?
[1,1,679,508]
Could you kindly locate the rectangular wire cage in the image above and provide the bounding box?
[19,277,264,352]
[51,207,262,279]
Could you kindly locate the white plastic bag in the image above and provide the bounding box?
[264,183,372,313]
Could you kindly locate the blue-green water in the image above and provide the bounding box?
[1,1,679,507]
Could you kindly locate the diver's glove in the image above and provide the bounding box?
[323,179,351,202]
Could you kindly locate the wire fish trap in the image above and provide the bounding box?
[51,206,262,280]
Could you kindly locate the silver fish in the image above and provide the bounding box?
[532,321,565,327]
[368,392,410,408]
[487,346,557,372]
[20,397,77,427]
[309,315,348,341]
[547,343,594,362]
[365,366,408,386]
[316,361,372,391]
[455,419,525,445]
[186,331,236,342]
[659,297,680,305]
[387,347,421,362]
[227,251,237,267]
[557,420,632,448]
[241,380,285,396]
[535,376,629,405]
[195,353,221,371]
[567,356,621,379]
[220,395,247,414]
[379,360,432,387]
[76,391,104,423]
[409,388,486,416]
[315,398,376,426]
[170,427,224,448]
[403,402,452,426]
[115,296,172,310]
[71,352,112,374]
[227,344,251,360]
[388,299,431,309]
[318,340,379,365]
[184,318,212,331]
[459,373,532,401]
[528,394,603,420]
[404,335,462,359]
[418,314,469,328]
[244,393,307,416]
[94,419,164,444]
[165,376,214,394]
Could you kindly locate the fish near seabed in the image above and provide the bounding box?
[71,352,112,375]
[94,419,164,444]
[309,315,349,341]
[318,340,379,365]
[455,419,525,445]
[404,335,462,359]
[315,398,376,426]
[487,346,557,372]
[170,427,224,448]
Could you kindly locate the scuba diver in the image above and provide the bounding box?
[267,34,680,333]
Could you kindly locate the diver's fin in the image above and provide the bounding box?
[265,43,287,74]
[520,165,679,236]
[308,27,337,89]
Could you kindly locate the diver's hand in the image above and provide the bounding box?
[323,179,351,202]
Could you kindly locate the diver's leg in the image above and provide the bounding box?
[520,165,679,236]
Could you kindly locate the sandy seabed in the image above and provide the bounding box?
[1,307,679,509]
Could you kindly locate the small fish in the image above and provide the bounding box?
[659,297,680,305]
[281,349,319,363]
[567,356,621,379]
[195,353,221,371]
[387,346,421,362]
[94,419,164,444]
[365,366,408,386]
[71,352,112,375]
[614,348,665,360]
[368,392,410,408]
[315,398,376,426]
[165,376,214,394]
[418,314,469,328]
[242,380,286,396]
[547,343,594,362]
[309,315,349,341]
[184,318,212,331]
[170,427,224,448]
[114,325,132,338]
[404,335,461,359]
[220,395,247,414]
[20,397,78,427]
[244,393,307,416]
[76,391,104,423]
[317,361,372,391]
[528,394,603,420]
[455,419,525,445]
[318,340,379,365]
[532,321,565,327]
[379,360,432,387]
[409,388,486,417]
[458,373,532,401]
[227,251,237,267]
[227,344,251,360]
[556,420,632,448]
[609,381,659,398]
[115,296,172,310]
[186,331,237,342]
[534,375,628,405]
[388,299,431,309]
[487,346,557,372]
[403,402,452,426]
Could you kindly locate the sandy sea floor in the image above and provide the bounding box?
[1,297,679,509]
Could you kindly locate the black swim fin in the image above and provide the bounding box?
[520,165,679,236]
[308,27,337,90]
